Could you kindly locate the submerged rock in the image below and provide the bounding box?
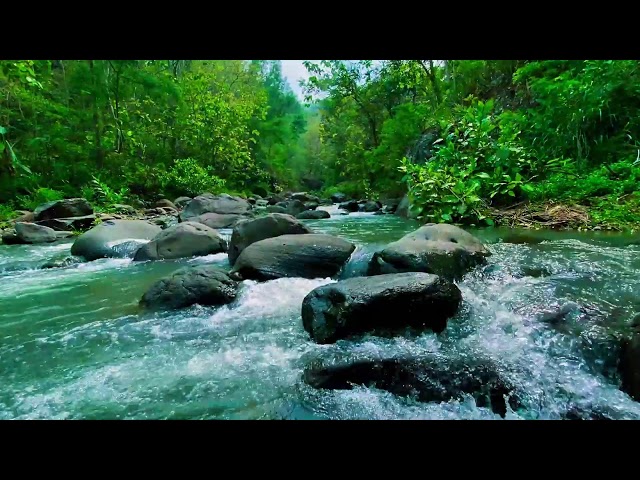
[296,210,330,220]
[133,222,226,261]
[34,198,93,221]
[301,272,462,343]
[369,223,490,280]
[303,353,520,418]
[228,213,312,266]
[230,233,355,281]
[70,220,161,261]
[140,264,239,311]
[41,256,82,269]
[15,222,57,244]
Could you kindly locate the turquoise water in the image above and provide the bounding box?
[1,208,640,419]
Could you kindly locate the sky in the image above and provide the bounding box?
[280,60,311,99]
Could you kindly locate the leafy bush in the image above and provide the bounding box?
[162,158,226,198]
[87,176,130,206]
[16,187,64,211]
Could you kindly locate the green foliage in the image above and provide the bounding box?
[163,158,226,198]
[16,187,64,211]
[88,176,130,206]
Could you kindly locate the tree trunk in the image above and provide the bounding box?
[89,60,105,170]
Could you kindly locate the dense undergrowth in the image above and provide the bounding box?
[1,60,639,231]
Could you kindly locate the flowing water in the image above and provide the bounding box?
[1,206,640,419]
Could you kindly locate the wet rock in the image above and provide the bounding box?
[70,219,161,261]
[15,222,57,243]
[339,200,359,212]
[1,232,21,245]
[301,272,462,343]
[267,194,286,206]
[140,264,239,311]
[303,202,319,211]
[536,301,580,326]
[395,195,419,219]
[155,199,177,210]
[369,223,490,280]
[303,353,519,418]
[362,201,381,212]
[520,265,552,278]
[228,213,313,266]
[41,256,82,269]
[255,199,269,207]
[133,222,226,261]
[296,210,330,220]
[34,198,93,221]
[190,212,244,230]
[230,233,355,281]
[291,192,316,202]
[180,193,251,222]
[330,192,347,203]
[36,214,97,232]
[55,231,74,240]
[382,198,401,214]
[619,333,640,401]
[173,196,192,209]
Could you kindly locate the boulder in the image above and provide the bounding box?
[139,264,239,311]
[296,210,331,220]
[303,202,319,211]
[228,213,312,266]
[395,195,411,218]
[34,198,93,221]
[230,233,355,281]
[303,353,519,418]
[133,222,226,261]
[339,200,359,212]
[190,212,244,230]
[70,220,161,261]
[619,333,640,401]
[15,222,57,243]
[1,232,20,245]
[149,215,179,230]
[382,198,402,214]
[112,204,137,215]
[362,200,381,212]
[256,199,269,207]
[369,223,490,280]
[36,214,97,231]
[173,196,192,209]
[291,192,313,202]
[180,193,251,221]
[301,272,462,343]
[55,231,74,240]
[155,199,177,210]
[330,192,347,203]
[265,205,288,214]
[267,194,286,206]
[14,211,35,223]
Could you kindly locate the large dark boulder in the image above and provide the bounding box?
[228,213,312,266]
[330,192,347,203]
[619,333,640,401]
[369,223,490,280]
[70,220,161,261]
[267,194,286,206]
[296,210,330,220]
[230,234,355,281]
[133,222,226,261]
[362,201,381,212]
[291,192,317,202]
[36,215,96,232]
[265,205,287,214]
[15,222,57,243]
[180,193,251,221]
[303,353,519,418]
[139,264,239,311]
[301,272,461,344]
[395,195,415,218]
[339,200,359,212]
[190,212,244,230]
[34,198,93,221]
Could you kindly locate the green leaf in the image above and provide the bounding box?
[0,143,4,153]
[441,213,452,222]
[127,131,133,137]
[484,218,495,226]
[508,190,516,197]
[476,172,491,179]
[0,126,6,135]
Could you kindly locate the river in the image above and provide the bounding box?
[1,206,640,419]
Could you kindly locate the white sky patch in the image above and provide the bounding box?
[281,60,312,100]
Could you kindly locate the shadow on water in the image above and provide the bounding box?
[1,209,640,419]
